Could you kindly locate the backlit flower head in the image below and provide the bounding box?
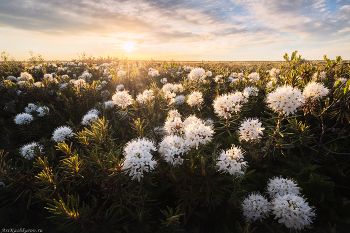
[247,72,260,82]
[188,68,206,82]
[266,85,305,116]
[213,92,245,119]
[174,95,186,105]
[216,145,247,175]
[272,194,316,230]
[242,193,271,223]
[103,100,115,109]
[36,106,49,117]
[303,81,329,100]
[123,138,157,181]
[14,113,34,125]
[52,126,74,143]
[117,70,126,78]
[25,103,38,113]
[239,118,265,142]
[267,177,300,197]
[183,119,214,149]
[187,91,203,108]
[20,142,43,159]
[158,135,189,166]
[116,84,125,91]
[243,86,259,98]
[136,89,155,104]
[112,90,134,108]
[82,113,99,126]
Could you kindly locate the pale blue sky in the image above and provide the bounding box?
[0,0,349,61]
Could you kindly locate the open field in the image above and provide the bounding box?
[1,53,350,232]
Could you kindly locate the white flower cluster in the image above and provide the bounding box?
[123,138,157,181]
[20,142,43,159]
[187,91,203,108]
[117,70,126,78]
[103,100,115,109]
[266,85,305,116]
[43,74,58,83]
[52,126,74,143]
[164,110,183,135]
[272,194,316,231]
[243,86,259,98]
[158,135,189,166]
[247,72,260,82]
[25,103,38,113]
[214,75,224,83]
[238,118,265,142]
[313,71,327,81]
[213,92,245,119]
[73,79,86,88]
[17,72,33,81]
[228,73,244,84]
[112,90,134,108]
[136,89,155,104]
[216,145,247,175]
[160,78,167,84]
[33,82,44,88]
[36,106,49,117]
[303,81,329,100]
[116,84,125,91]
[269,68,280,78]
[174,95,186,105]
[162,83,183,93]
[183,116,214,149]
[242,177,316,230]
[206,71,212,77]
[188,68,206,82]
[148,68,159,77]
[14,113,34,125]
[267,177,300,197]
[81,110,99,126]
[242,193,271,223]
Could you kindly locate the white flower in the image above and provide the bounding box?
[164,116,183,135]
[303,81,329,100]
[187,91,203,108]
[242,193,271,222]
[267,177,300,197]
[52,126,74,143]
[20,142,43,159]
[168,109,182,118]
[112,90,134,108]
[188,68,206,82]
[213,92,245,119]
[206,71,212,77]
[174,95,186,105]
[158,135,189,166]
[116,84,125,91]
[123,138,157,182]
[82,113,99,125]
[33,82,44,88]
[319,71,326,80]
[266,85,305,116]
[103,100,115,109]
[136,89,155,104]
[216,145,247,175]
[162,83,174,93]
[214,75,224,83]
[59,83,69,90]
[161,78,167,84]
[117,70,126,78]
[247,72,259,82]
[36,106,49,117]
[148,68,159,77]
[183,119,214,149]
[25,103,38,113]
[272,194,316,230]
[17,81,27,88]
[269,68,280,77]
[239,118,265,142]
[74,79,86,88]
[17,72,33,81]
[183,66,193,72]
[87,109,99,115]
[172,84,183,93]
[14,113,34,125]
[243,86,259,98]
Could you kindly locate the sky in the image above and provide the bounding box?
[0,0,350,61]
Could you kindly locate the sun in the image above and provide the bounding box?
[122,42,135,52]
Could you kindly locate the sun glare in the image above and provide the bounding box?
[123,42,135,52]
